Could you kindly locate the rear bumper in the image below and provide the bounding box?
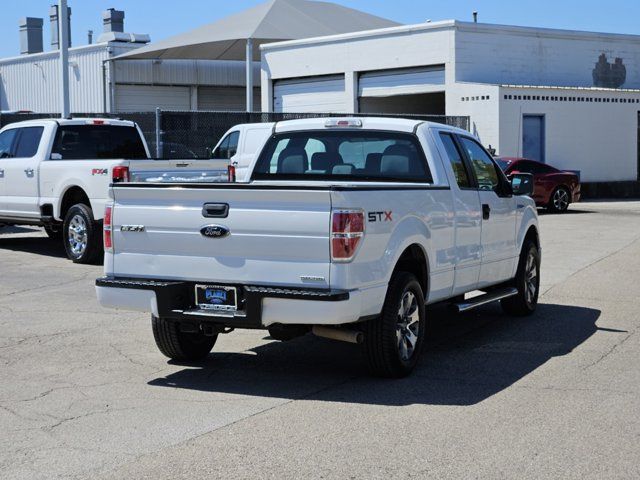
[95,277,367,328]
[572,187,581,203]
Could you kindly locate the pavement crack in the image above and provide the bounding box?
[542,235,640,297]
[582,328,636,370]
[109,343,147,367]
[0,271,93,299]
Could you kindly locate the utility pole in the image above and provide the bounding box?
[246,38,254,112]
[59,0,71,118]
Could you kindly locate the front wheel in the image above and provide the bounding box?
[363,272,426,378]
[63,204,102,264]
[152,316,217,361]
[501,240,540,316]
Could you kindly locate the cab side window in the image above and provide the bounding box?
[212,131,240,159]
[459,137,500,191]
[439,132,471,188]
[14,127,44,158]
[0,129,18,159]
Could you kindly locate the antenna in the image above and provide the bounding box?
[473,11,478,23]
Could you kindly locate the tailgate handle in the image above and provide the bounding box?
[202,203,229,218]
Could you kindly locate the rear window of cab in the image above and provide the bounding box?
[51,125,147,160]
[251,131,433,183]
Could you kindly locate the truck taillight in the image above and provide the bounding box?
[331,210,364,262]
[104,205,113,251]
[112,166,130,183]
[227,164,236,182]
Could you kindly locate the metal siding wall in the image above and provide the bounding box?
[198,86,261,111]
[114,59,261,87]
[115,85,190,112]
[0,44,109,112]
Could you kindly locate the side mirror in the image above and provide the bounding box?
[510,173,534,196]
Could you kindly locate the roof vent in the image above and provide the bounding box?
[50,4,72,49]
[97,8,150,44]
[19,17,44,55]
[103,8,124,33]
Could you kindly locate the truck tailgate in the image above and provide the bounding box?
[110,185,332,287]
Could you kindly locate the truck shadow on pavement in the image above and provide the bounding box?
[0,227,67,259]
[148,303,605,406]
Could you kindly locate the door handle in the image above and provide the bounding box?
[482,204,491,220]
[202,203,229,218]
[0,169,4,178]
[24,168,34,177]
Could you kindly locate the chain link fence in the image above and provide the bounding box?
[0,111,469,159]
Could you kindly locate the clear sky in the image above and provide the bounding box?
[2,0,640,58]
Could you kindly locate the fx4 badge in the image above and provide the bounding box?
[368,211,393,222]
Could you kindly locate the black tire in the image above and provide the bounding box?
[547,186,570,213]
[152,316,217,361]
[363,272,426,378]
[44,225,62,240]
[62,204,103,264]
[501,240,540,316]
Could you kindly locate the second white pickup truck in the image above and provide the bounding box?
[0,118,227,263]
[96,117,540,378]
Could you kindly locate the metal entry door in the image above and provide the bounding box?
[522,115,545,162]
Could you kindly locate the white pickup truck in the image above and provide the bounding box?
[0,118,227,263]
[209,123,272,181]
[96,117,540,378]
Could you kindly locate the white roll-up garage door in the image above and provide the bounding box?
[273,75,347,113]
[359,66,445,98]
[115,85,190,112]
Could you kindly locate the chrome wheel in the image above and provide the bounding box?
[524,251,538,306]
[396,291,420,361]
[67,214,88,256]
[553,188,569,211]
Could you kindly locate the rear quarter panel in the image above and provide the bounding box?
[330,188,456,307]
[39,160,128,220]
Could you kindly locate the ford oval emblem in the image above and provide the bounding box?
[200,225,230,239]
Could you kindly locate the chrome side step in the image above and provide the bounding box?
[451,287,518,313]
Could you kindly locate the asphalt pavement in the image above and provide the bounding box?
[1,201,639,479]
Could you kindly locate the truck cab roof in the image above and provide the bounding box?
[1,118,137,129]
[273,117,468,135]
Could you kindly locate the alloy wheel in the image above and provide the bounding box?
[553,189,569,211]
[67,214,88,256]
[396,290,420,361]
[524,251,538,306]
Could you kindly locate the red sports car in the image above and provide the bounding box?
[496,157,581,213]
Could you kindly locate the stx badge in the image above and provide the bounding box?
[368,211,393,222]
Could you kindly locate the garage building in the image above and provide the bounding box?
[261,20,640,186]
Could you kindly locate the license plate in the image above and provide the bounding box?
[195,285,238,311]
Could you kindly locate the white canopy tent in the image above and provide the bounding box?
[114,0,399,111]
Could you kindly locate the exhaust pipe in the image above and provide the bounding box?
[312,326,363,344]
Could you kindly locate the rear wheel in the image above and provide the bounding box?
[548,187,570,213]
[363,272,426,378]
[152,316,217,361]
[501,240,540,316]
[63,204,102,264]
